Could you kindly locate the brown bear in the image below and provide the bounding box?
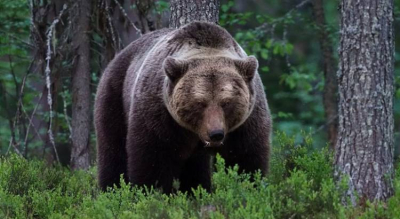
[94,22,272,193]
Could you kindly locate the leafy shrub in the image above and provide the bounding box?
[1,132,400,218]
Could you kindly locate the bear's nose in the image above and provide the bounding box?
[209,130,225,142]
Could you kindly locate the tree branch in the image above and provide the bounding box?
[44,4,67,163]
[113,0,142,36]
[104,0,119,51]
[22,90,45,156]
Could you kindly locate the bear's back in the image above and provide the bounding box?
[121,28,174,115]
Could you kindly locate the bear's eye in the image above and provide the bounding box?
[196,102,207,108]
[221,101,231,108]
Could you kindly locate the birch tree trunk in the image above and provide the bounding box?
[335,0,394,203]
[169,0,220,28]
[70,0,92,170]
[312,0,338,149]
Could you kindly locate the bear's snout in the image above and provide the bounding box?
[199,105,226,147]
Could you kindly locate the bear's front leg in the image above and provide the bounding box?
[179,147,212,193]
[221,118,271,176]
[126,132,183,194]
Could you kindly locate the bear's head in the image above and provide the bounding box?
[163,56,258,147]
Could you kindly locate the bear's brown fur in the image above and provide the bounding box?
[94,22,272,193]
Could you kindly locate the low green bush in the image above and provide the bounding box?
[1,132,399,218]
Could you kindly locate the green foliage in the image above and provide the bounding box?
[0,0,37,152]
[0,155,97,218]
[154,0,170,15]
[1,133,400,218]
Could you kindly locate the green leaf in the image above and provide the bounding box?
[261,49,269,60]
[261,66,270,73]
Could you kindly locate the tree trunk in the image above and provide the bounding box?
[70,0,92,170]
[335,0,394,203]
[312,0,338,149]
[136,0,156,33]
[169,0,220,28]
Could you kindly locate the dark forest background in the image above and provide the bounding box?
[0,0,399,166]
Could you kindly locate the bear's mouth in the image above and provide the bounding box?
[203,140,224,148]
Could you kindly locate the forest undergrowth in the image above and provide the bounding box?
[1,132,400,219]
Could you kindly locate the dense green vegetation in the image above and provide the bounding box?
[1,132,400,218]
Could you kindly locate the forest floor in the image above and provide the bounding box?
[1,132,400,219]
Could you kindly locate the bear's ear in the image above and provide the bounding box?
[235,56,258,82]
[163,57,189,82]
